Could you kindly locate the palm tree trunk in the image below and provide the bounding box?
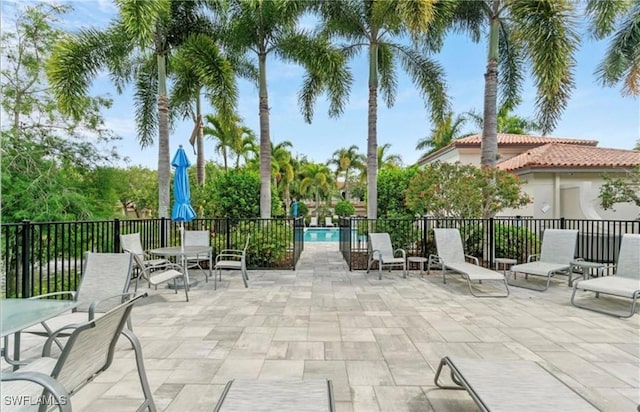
[367,43,379,220]
[344,169,350,201]
[481,1,500,169]
[258,52,272,219]
[157,52,170,219]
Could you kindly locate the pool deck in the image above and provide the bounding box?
[4,243,639,411]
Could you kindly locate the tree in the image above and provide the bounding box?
[271,140,295,215]
[586,1,640,96]
[328,145,365,201]
[315,0,450,220]
[465,103,541,135]
[222,0,350,219]
[1,3,119,223]
[405,162,530,219]
[599,166,640,214]
[456,1,579,168]
[377,143,403,171]
[416,111,470,154]
[300,162,333,217]
[377,167,418,218]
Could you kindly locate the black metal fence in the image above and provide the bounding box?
[1,217,304,298]
[339,217,640,271]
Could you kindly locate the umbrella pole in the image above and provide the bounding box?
[181,222,191,291]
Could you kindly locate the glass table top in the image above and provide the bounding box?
[1,298,79,337]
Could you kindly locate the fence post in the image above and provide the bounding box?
[422,217,428,257]
[560,217,566,229]
[160,217,167,247]
[113,218,121,252]
[226,217,231,250]
[21,220,31,298]
[488,217,495,268]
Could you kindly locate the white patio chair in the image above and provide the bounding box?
[325,217,334,227]
[428,229,509,297]
[508,229,578,291]
[215,235,250,289]
[1,294,156,412]
[128,251,190,302]
[23,252,135,347]
[120,232,169,271]
[366,233,407,280]
[183,230,211,283]
[309,216,318,227]
[571,234,640,318]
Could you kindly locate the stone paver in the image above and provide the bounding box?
[4,242,639,411]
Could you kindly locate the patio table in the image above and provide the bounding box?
[1,298,79,370]
[149,246,213,288]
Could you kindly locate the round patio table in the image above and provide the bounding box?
[149,246,213,289]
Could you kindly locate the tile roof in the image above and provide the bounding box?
[454,133,599,146]
[497,143,640,171]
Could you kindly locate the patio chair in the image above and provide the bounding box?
[366,233,407,280]
[325,217,334,227]
[434,356,598,411]
[1,294,156,412]
[309,216,318,227]
[215,235,250,289]
[508,229,578,291]
[23,252,135,346]
[428,229,509,297]
[571,234,640,318]
[128,251,190,302]
[120,232,169,271]
[183,230,211,283]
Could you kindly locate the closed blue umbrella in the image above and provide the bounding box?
[171,145,196,224]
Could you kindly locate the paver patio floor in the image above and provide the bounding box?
[5,243,639,411]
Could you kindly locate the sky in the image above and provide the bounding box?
[3,1,639,170]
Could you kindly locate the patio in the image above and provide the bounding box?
[5,243,639,411]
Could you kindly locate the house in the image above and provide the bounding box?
[416,134,640,220]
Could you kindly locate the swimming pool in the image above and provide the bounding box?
[304,228,340,242]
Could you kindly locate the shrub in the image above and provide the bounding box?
[233,220,292,267]
[334,200,355,217]
[461,223,539,262]
[210,169,260,218]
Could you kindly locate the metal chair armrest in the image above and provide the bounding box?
[216,253,243,262]
[88,292,137,319]
[1,371,71,412]
[527,254,540,262]
[394,249,407,259]
[465,255,480,265]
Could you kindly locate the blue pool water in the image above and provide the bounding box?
[304,228,340,242]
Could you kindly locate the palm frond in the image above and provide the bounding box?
[133,57,158,147]
[377,43,397,108]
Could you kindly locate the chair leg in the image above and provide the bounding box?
[120,329,157,412]
[241,268,249,288]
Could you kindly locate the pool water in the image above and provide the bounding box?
[304,228,340,242]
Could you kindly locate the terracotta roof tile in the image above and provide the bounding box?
[454,133,599,146]
[497,144,640,171]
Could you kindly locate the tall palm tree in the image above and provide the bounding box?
[328,145,365,201]
[300,162,333,217]
[203,113,247,171]
[416,111,470,154]
[222,0,350,219]
[454,1,579,168]
[233,129,258,169]
[313,0,450,220]
[586,0,640,96]
[465,103,540,135]
[377,143,403,171]
[47,0,223,217]
[271,141,295,215]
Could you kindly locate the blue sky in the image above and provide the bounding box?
[4,1,639,169]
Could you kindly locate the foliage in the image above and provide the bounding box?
[334,201,355,217]
[461,223,540,263]
[296,201,309,218]
[231,221,292,268]
[377,167,418,218]
[1,4,119,223]
[599,167,640,215]
[416,111,470,154]
[209,169,261,219]
[405,162,531,219]
[374,215,422,252]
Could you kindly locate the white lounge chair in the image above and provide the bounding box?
[366,233,407,280]
[120,232,169,271]
[429,229,509,297]
[324,217,334,227]
[309,216,318,227]
[1,294,156,412]
[508,229,578,291]
[434,356,598,411]
[215,235,250,289]
[571,234,640,318]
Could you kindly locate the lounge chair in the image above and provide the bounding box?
[428,229,509,297]
[215,235,250,289]
[571,233,640,318]
[434,356,598,411]
[1,294,156,412]
[508,229,578,291]
[325,217,334,227]
[366,233,407,280]
[120,232,169,271]
[128,251,190,301]
[23,252,135,346]
[309,216,318,227]
[184,230,212,283]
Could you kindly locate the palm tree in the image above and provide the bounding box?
[314,0,449,220]
[47,0,226,217]
[203,113,248,172]
[416,111,470,154]
[271,141,295,215]
[454,1,580,168]
[465,103,540,135]
[233,130,258,169]
[377,143,403,171]
[300,162,333,217]
[328,145,365,201]
[222,0,350,219]
[586,1,640,96]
